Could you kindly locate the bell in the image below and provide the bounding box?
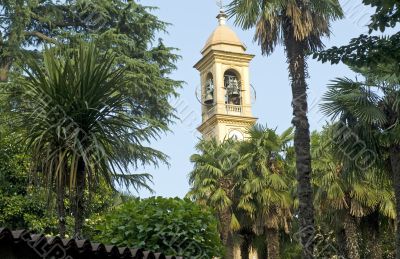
[225,75,240,99]
[204,92,214,105]
[229,88,240,98]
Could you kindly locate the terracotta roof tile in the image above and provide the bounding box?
[0,228,184,259]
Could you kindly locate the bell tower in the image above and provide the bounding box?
[194,10,257,142]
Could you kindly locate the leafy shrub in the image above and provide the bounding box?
[95,197,224,258]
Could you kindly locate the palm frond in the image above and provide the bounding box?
[18,43,162,197]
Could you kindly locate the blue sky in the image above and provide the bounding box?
[135,0,381,198]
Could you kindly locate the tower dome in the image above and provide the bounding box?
[201,10,246,54]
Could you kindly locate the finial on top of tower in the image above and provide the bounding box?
[216,0,227,26]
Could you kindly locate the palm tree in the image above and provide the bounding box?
[311,128,395,258]
[227,2,343,257]
[18,43,162,237]
[320,68,400,256]
[312,129,361,258]
[237,125,293,258]
[187,139,242,258]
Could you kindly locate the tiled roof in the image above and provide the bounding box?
[0,228,183,259]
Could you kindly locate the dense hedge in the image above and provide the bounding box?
[95,197,224,258]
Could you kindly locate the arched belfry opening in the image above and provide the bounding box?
[204,72,214,106]
[224,69,241,105]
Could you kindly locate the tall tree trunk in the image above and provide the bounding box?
[336,228,348,258]
[219,208,235,259]
[343,212,360,259]
[240,234,251,259]
[390,144,400,259]
[284,25,314,258]
[57,172,66,238]
[362,211,382,259]
[266,227,280,259]
[73,158,86,239]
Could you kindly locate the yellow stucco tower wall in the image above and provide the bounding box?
[194,10,257,142]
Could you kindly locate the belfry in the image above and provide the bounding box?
[194,9,257,142]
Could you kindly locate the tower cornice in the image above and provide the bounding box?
[194,50,255,72]
[197,114,257,134]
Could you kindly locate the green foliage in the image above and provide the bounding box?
[13,43,174,236]
[1,0,182,128]
[0,119,126,237]
[1,0,182,148]
[188,139,240,213]
[18,43,157,193]
[187,138,241,256]
[316,3,400,248]
[364,0,400,31]
[0,128,57,233]
[95,197,224,258]
[227,2,344,256]
[227,0,343,55]
[188,125,296,257]
[236,125,294,231]
[314,33,400,79]
[188,123,396,257]
[316,67,398,257]
[311,127,395,219]
[0,133,29,196]
[0,192,54,232]
[320,69,400,148]
[1,0,182,237]
[314,0,399,72]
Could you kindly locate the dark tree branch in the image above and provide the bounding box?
[24,31,58,44]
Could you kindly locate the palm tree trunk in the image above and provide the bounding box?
[343,212,360,259]
[284,24,314,259]
[240,235,251,259]
[73,157,86,239]
[390,144,400,259]
[362,211,381,259]
[336,228,348,258]
[219,208,234,259]
[266,227,280,259]
[57,172,66,238]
